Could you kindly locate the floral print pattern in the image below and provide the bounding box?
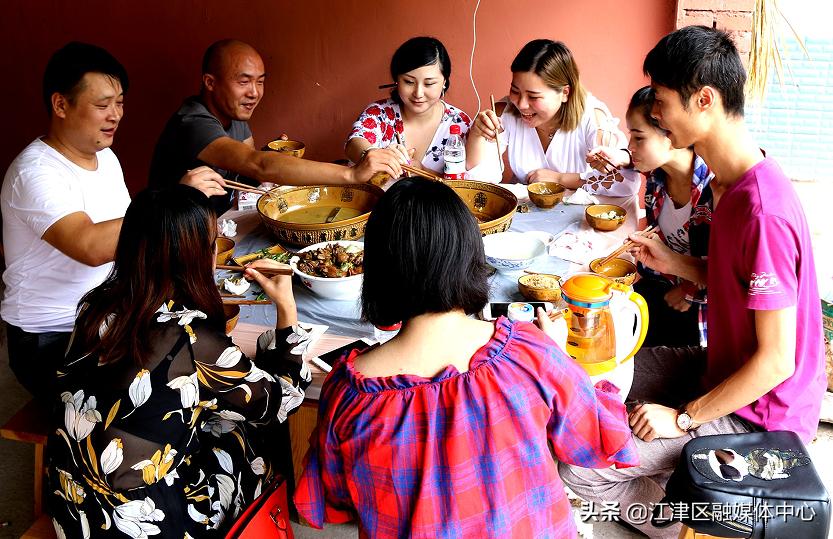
[47,304,312,538]
[347,98,471,174]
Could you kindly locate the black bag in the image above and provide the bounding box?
[652,430,830,538]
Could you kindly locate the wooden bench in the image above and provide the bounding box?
[0,399,50,517]
[679,526,729,538]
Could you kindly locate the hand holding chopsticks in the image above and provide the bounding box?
[222,179,269,195]
[400,163,444,182]
[596,225,656,269]
[217,263,293,276]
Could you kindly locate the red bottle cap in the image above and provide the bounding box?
[375,322,402,331]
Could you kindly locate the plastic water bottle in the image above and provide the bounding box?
[443,124,466,180]
[373,322,402,344]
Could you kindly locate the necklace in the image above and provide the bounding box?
[536,125,557,140]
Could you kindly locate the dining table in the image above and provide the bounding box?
[222,184,642,484]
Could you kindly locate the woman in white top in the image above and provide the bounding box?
[345,37,471,180]
[467,39,639,195]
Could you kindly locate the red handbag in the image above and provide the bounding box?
[225,476,294,539]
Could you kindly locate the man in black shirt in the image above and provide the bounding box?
[150,39,402,213]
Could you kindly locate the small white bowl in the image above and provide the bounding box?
[290,240,364,300]
[482,232,547,273]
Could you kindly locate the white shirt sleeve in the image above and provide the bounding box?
[7,160,84,238]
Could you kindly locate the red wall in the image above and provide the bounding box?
[0,0,673,194]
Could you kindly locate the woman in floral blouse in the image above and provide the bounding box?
[345,36,471,180]
[46,185,311,538]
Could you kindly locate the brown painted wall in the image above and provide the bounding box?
[0,0,674,194]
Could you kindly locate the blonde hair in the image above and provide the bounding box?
[510,39,587,132]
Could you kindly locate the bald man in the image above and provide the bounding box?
[150,39,402,213]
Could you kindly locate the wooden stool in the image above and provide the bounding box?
[0,399,50,517]
[20,513,57,539]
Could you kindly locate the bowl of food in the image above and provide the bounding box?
[257,184,384,247]
[445,180,518,236]
[223,303,241,335]
[215,238,236,265]
[518,273,562,302]
[265,139,305,158]
[527,182,566,209]
[585,204,627,232]
[482,232,547,273]
[290,240,364,300]
[589,257,637,286]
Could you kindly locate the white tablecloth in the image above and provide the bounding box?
[221,189,640,336]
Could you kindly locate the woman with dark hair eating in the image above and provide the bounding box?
[295,177,637,538]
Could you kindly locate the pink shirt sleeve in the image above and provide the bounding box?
[742,215,799,311]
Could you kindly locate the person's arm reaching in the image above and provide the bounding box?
[198,136,402,186]
[628,232,707,286]
[178,165,227,198]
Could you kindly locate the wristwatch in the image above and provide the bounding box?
[676,408,697,432]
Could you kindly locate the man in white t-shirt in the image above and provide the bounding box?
[1,42,225,398]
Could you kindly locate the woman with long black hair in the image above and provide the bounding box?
[46,185,310,538]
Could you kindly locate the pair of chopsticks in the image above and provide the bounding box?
[596,225,656,268]
[217,264,293,276]
[594,153,620,174]
[401,163,444,182]
[489,95,504,173]
[224,179,268,195]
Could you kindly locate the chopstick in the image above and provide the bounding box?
[596,225,656,268]
[221,298,272,305]
[216,264,294,276]
[224,179,269,193]
[490,95,504,173]
[401,163,444,182]
[595,153,619,174]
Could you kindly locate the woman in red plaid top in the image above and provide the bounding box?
[294,178,638,538]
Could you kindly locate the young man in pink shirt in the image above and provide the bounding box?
[559,25,825,538]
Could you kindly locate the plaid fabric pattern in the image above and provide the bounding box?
[641,154,714,346]
[294,318,638,538]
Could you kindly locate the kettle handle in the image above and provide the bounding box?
[610,283,649,363]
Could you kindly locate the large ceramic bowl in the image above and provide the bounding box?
[289,240,364,300]
[445,180,518,236]
[257,184,384,247]
[482,232,547,272]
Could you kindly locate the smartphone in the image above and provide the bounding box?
[312,337,375,372]
[480,301,554,321]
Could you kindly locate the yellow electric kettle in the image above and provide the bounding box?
[560,273,649,376]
